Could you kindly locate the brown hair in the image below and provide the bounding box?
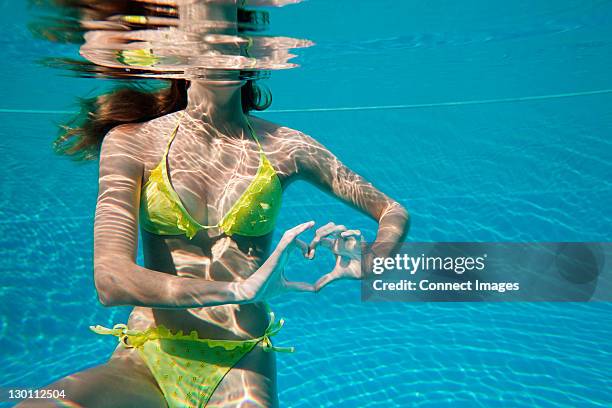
[55,78,272,160]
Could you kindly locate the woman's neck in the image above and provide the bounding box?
[185,80,248,131]
[179,2,247,132]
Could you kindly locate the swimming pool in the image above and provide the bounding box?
[1,0,611,406]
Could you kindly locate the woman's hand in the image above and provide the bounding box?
[307,222,364,291]
[238,221,316,303]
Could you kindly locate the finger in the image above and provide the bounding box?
[314,272,340,292]
[319,237,353,258]
[314,222,337,236]
[293,238,310,258]
[279,221,315,249]
[340,234,362,253]
[288,220,316,236]
[340,229,361,238]
[339,230,361,249]
[316,223,347,238]
[284,280,316,293]
[307,222,335,254]
[319,237,336,249]
[308,223,347,259]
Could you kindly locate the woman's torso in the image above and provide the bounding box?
[109,110,302,361]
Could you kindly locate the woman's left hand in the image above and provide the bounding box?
[307,222,364,291]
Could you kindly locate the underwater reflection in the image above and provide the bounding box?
[32,0,312,80]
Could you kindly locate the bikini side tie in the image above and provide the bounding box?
[260,311,294,353]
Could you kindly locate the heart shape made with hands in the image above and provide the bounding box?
[242,221,364,302]
[288,221,365,292]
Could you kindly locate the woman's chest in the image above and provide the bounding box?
[141,134,289,238]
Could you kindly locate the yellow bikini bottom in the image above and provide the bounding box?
[90,312,293,408]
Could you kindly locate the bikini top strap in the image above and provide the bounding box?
[245,36,254,59]
[163,111,186,159]
[245,116,265,154]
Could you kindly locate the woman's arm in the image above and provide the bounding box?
[293,131,410,274]
[93,126,244,308]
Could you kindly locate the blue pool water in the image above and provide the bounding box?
[1,0,611,406]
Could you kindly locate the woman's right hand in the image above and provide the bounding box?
[238,221,316,303]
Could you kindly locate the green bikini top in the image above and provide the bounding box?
[140,112,282,239]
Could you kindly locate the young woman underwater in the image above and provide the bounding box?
[20,2,409,407]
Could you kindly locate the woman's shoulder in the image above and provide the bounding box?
[248,114,318,147]
[101,111,183,159]
[248,115,332,178]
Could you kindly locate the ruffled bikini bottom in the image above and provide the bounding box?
[90,311,292,408]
